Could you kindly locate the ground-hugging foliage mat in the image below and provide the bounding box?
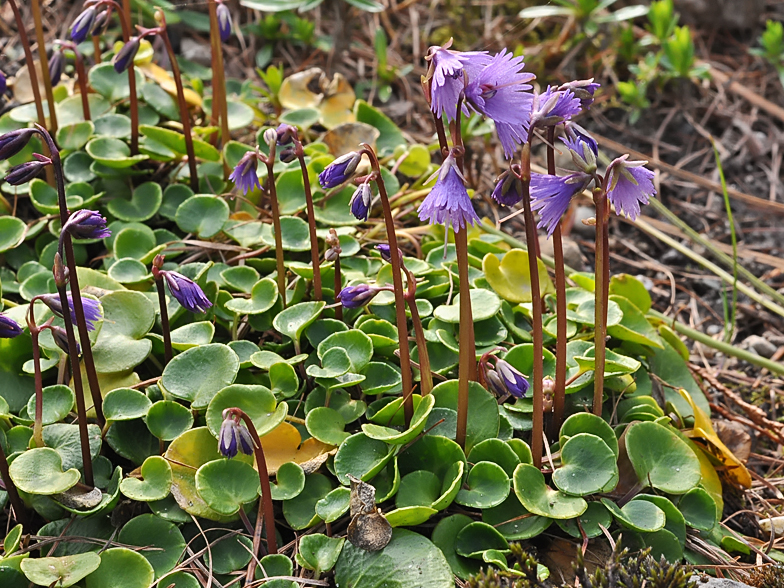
[0,1,775,586]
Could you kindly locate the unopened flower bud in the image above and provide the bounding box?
[0,128,37,161]
[4,154,52,186]
[216,2,232,42]
[70,7,96,45]
[279,145,296,163]
[113,37,140,73]
[336,284,381,309]
[50,325,77,355]
[262,128,278,149]
[318,151,362,189]
[49,49,66,87]
[349,182,372,221]
[219,410,254,458]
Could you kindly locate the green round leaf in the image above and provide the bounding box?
[21,553,100,588]
[512,463,587,520]
[161,344,240,406]
[385,505,437,527]
[26,385,74,426]
[431,515,482,580]
[430,379,499,453]
[282,473,334,530]
[273,301,325,350]
[270,461,306,501]
[9,447,80,495]
[107,258,150,284]
[483,493,552,540]
[296,534,345,574]
[552,433,618,496]
[335,529,455,588]
[556,501,613,539]
[0,216,26,253]
[305,406,350,445]
[145,400,194,441]
[395,470,440,508]
[107,182,162,222]
[601,497,666,533]
[225,278,278,315]
[433,288,501,323]
[119,456,172,502]
[117,514,186,578]
[85,137,148,168]
[334,433,396,485]
[454,521,509,559]
[625,421,701,494]
[483,249,554,303]
[560,412,619,457]
[103,388,152,422]
[196,459,260,515]
[466,439,521,477]
[361,394,435,445]
[84,547,154,588]
[175,195,230,238]
[455,461,510,509]
[91,291,155,374]
[206,384,287,438]
[678,487,718,531]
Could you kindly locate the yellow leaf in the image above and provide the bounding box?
[482,249,555,303]
[137,62,202,109]
[679,388,752,489]
[279,67,323,110]
[260,421,335,476]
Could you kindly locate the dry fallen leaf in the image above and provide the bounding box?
[137,62,203,109]
[346,474,392,552]
[258,421,335,476]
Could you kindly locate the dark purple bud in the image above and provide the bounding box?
[279,145,296,163]
[49,325,78,355]
[0,128,37,161]
[62,209,111,240]
[228,151,261,195]
[558,79,600,110]
[275,124,296,146]
[336,284,380,309]
[491,171,523,207]
[4,154,51,186]
[219,415,254,458]
[70,7,97,45]
[91,9,111,37]
[219,418,239,458]
[0,313,23,338]
[49,49,66,87]
[0,71,7,95]
[38,292,103,332]
[216,2,233,42]
[495,359,529,398]
[376,244,391,262]
[113,37,140,73]
[161,270,213,313]
[318,151,362,189]
[349,183,372,221]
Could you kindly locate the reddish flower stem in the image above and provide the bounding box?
[208,0,230,155]
[292,135,322,301]
[154,276,173,364]
[0,441,27,530]
[547,127,567,438]
[402,264,432,395]
[262,151,287,308]
[592,188,610,416]
[360,144,414,426]
[520,144,544,469]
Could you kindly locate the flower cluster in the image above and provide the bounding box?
[482,358,530,399]
[37,293,103,332]
[63,209,111,240]
[336,284,383,309]
[417,151,479,233]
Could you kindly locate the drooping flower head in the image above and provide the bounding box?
[423,39,490,121]
[113,37,140,73]
[48,325,77,355]
[4,154,52,186]
[558,79,600,110]
[336,284,383,309]
[275,123,296,146]
[483,357,529,399]
[62,209,111,240]
[375,244,402,263]
[0,313,23,338]
[49,47,66,87]
[491,168,524,207]
[561,123,598,174]
[530,172,592,236]
[0,70,6,95]
[91,9,111,37]
[37,292,103,332]
[219,410,254,459]
[229,150,262,194]
[605,155,656,221]
[70,7,96,45]
[417,151,479,233]
[464,49,536,159]
[216,1,233,42]
[158,270,213,313]
[318,151,362,189]
[529,86,581,130]
[0,128,36,161]
[349,182,372,221]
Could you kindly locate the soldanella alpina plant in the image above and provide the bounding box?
[0,4,762,584]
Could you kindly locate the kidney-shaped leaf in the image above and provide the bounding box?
[160,344,239,406]
[91,291,155,374]
[552,433,618,496]
[512,463,587,520]
[196,459,260,515]
[625,421,701,494]
[21,553,100,588]
[9,447,81,495]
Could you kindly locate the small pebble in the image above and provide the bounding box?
[743,334,777,359]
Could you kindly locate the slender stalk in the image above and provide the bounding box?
[73,50,91,121]
[547,127,567,439]
[263,153,287,308]
[234,411,277,584]
[56,283,95,488]
[0,441,27,529]
[712,140,737,342]
[292,135,322,301]
[520,144,544,469]
[592,188,608,417]
[93,36,102,64]
[39,127,106,428]
[361,144,414,425]
[8,0,53,185]
[403,264,432,394]
[154,277,173,364]
[208,0,230,152]
[32,0,57,133]
[448,106,477,450]
[157,24,199,192]
[334,256,343,322]
[27,306,50,448]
